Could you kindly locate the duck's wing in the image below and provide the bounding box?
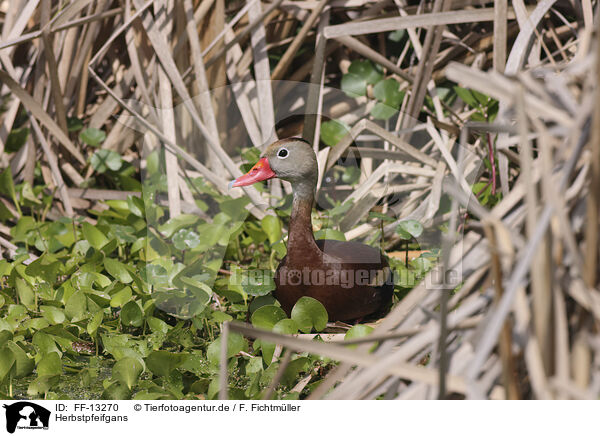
[315,239,386,265]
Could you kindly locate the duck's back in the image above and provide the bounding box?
[274,239,394,321]
[316,239,385,265]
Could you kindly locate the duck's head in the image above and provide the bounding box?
[230,138,318,188]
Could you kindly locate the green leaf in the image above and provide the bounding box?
[348,59,383,85]
[121,301,143,327]
[244,270,276,297]
[219,197,250,222]
[251,305,287,330]
[178,275,213,303]
[370,102,398,120]
[320,120,350,147]
[101,382,131,400]
[36,352,62,377]
[211,311,233,323]
[27,375,59,396]
[453,86,478,108]
[472,90,490,106]
[21,182,41,205]
[345,324,374,340]
[87,310,103,336]
[90,149,122,173]
[40,306,65,325]
[272,319,298,335]
[126,195,145,218]
[142,264,168,286]
[246,356,263,375]
[147,316,170,334]
[110,286,132,308]
[261,215,282,245]
[314,228,346,241]
[65,291,87,321]
[256,339,276,366]
[388,29,406,42]
[341,73,367,98]
[145,351,188,377]
[0,346,15,380]
[5,126,29,153]
[104,258,134,283]
[373,78,403,108]
[248,295,277,314]
[206,333,248,366]
[395,219,423,239]
[112,357,143,389]
[79,127,106,147]
[368,211,395,222]
[82,221,109,249]
[67,117,84,132]
[410,256,432,275]
[291,297,328,333]
[172,229,201,250]
[25,256,61,283]
[281,357,310,387]
[344,324,376,350]
[0,168,19,214]
[31,332,59,356]
[341,166,361,185]
[158,214,200,238]
[15,278,35,310]
[6,341,34,378]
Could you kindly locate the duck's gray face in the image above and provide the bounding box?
[231,138,317,187]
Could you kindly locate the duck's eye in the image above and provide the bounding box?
[277,147,289,159]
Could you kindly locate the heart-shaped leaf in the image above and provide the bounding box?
[320,120,350,147]
[110,286,132,308]
[395,219,423,239]
[5,127,29,153]
[36,352,62,377]
[104,258,134,283]
[272,319,298,335]
[145,351,188,377]
[40,306,65,325]
[65,291,87,321]
[373,78,404,108]
[341,72,367,98]
[82,222,109,249]
[348,59,383,85]
[80,127,106,147]
[244,270,276,297]
[90,149,122,173]
[172,229,201,250]
[112,357,143,389]
[120,301,143,327]
[291,297,328,333]
[251,305,287,330]
[370,102,398,120]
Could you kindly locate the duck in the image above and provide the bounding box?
[230,138,393,322]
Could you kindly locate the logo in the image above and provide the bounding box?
[2,402,50,433]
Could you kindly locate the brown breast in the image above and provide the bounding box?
[274,239,393,322]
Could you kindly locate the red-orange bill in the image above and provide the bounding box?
[229,157,276,188]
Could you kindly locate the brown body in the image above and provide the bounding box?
[232,138,393,322]
[275,239,393,321]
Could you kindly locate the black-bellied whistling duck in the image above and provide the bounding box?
[231,138,393,322]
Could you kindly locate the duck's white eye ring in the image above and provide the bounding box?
[277,147,289,159]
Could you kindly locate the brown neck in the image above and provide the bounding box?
[287,180,320,263]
